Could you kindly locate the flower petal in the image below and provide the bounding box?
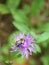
[10,46,18,52]
[19,33,25,39]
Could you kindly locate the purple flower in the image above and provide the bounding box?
[10,33,36,58]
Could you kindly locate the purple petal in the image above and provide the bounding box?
[14,35,20,41]
[24,48,29,58]
[19,46,25,57]
[23,34,34,48]
[14,33,25,42]
[23,39,28,48]
[29,44,37,52]
[10,33,36,58]
[10,46,18,52]
[25,34,33,44]
[19,33,25,39]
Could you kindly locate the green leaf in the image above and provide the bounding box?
[30,30,37,38]
[41,42,48,48]
[0,55,3,62]
[12,10,29,25]
[37,32,49,43]
[7,0,21,11]
[3,55,10,63]
[35,44,41,53]
[29,59,36,65]
[1,45,9,54]
[14,56,26,64]
[0,4,10,14]
[32,44,41,53]
[8,31,19,46]
[22,4,30,14]
[10,50,21,58]
[41,55,49,65]
[8,31,28,46]
[38,23,49,32]
[0,55,9,63]
[30,0,44,16]
[13,21,29,33]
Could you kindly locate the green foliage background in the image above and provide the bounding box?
[0,0,49,65]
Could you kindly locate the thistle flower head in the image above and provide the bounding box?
[10,33,36,58]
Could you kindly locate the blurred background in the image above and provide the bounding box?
[0,0,49,65]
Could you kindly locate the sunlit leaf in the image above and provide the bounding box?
[13,21,29,33]
[37,32,49,43]
[12,10,29,25]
